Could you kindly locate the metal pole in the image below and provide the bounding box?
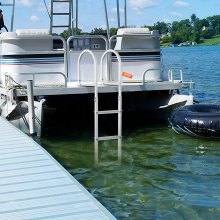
[50,0,53,34]
[124,0,127,27]
[103,0,110,39]
[11,0,15,31]
[71,0,74,35]
[116,0,120,28]
[76,0,78,35]
[27,80,36,135]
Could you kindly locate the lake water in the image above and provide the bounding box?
[41,46,220,219]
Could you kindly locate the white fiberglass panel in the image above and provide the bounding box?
[68,51,107,83]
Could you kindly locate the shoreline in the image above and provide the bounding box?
[161,35,220,47]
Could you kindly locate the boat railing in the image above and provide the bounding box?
[167,67,188,82]
[6,72,68,88]
[53,36,68,78]
[166,67,195,88]
[67,35,108,83]
[142,68,161,84]
[0,35,67,87]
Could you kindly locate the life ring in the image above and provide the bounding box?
[169,104,220,138]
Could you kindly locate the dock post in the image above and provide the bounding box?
[27,80,36,135]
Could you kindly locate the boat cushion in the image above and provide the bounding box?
[16,29,50,36]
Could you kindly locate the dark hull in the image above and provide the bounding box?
[42,90,173,136]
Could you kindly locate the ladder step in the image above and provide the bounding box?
[97,135,121,141]
[52,25,70,28]
[98,110,120,115]
[52,0,71,2]
[52,13,70,16]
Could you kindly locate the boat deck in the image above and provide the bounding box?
[0,117,116,220]
[6,81,183,97]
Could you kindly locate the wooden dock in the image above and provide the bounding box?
[0,117,116,220]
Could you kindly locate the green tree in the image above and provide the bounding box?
[191,14,199,26]
[91,28,107,35]
[171,32,181,44]
[151,21,169,34]
[110,27,118,36]
[60,28,82,39]
[161,36,171,44]
[201,29,213,39]
[192,31,200,43]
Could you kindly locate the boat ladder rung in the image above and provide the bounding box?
[97,110,120,115]
[53,0,71,2]
[50,0,72,35]
[97,135,122,141]
[52,12,71,16]
[52,25,70,28]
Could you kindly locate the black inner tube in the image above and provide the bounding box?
[169,104,220,137]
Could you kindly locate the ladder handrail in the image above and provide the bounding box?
[77,49,97,86]
[100,49,122,91]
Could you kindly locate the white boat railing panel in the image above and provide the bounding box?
[0,33,67,87]
[67,36,108,83]
[109,32,162,83]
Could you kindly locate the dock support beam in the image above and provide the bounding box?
[27,80,36,135]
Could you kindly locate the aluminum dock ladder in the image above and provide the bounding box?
[95,50,122,166]
[77,49,122,166]
[50,0,73,35]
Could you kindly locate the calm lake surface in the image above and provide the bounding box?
[41,46,220,219]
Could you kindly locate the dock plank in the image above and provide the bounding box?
[0,117,116,220]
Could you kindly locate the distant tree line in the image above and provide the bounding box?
[60,27,118,39]
[60,14,220,45]
[146,14,220,44]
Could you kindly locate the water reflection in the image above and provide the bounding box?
[94,139,122,167]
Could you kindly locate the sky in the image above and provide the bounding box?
[1,0,220,32]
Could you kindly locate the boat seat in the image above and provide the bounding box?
[114,28,159,50]
[16,29,50,37]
